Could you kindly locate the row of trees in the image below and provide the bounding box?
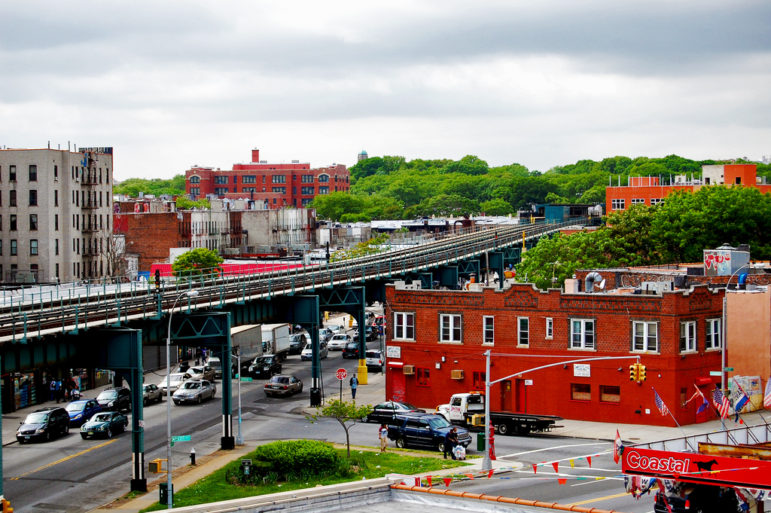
[516,186,771,289]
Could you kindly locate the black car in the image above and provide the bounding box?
[96,387,132,412]
[386,413,472,452]
[289,333,308,355]
[366,401,425,423]
[342,341,360,359]
[17,407,70,443]
[248,355,282,378]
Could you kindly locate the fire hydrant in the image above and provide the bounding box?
[190,447,196,466]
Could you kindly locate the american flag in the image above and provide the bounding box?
[713,388,730,418]
[653,389,669,416]
[764,379,771,409]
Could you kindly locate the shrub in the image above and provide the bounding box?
[252,440,340,481]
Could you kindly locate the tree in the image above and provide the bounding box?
[176,196,211,210]
[171,248,224,279]
[308,399,373,457]
[480,198,513,216]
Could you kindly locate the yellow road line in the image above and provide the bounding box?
[10,439,117,480]
[567,490,632,506]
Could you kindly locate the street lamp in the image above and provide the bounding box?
[166,289,199,509]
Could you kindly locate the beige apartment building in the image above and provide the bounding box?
[0,146,114,284]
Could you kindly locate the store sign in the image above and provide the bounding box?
[386,345,401,359]
[573,364,590,377]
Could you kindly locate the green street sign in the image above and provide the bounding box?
[171,435,191,443]
[240,377,253,382]
[724,367,734,372]
[709,371,722,376]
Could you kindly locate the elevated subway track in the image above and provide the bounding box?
[0,219,583,343]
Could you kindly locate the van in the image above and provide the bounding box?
[17,407,70,443]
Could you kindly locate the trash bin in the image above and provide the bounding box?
[310,387,321,407]
[159,482,172,505]
[477,432,485,451]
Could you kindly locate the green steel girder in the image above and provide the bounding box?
[282,295,322,406]
[488,251,505,290]
[420,273,434,290]
[438,266,459,289]
[457,259,481,278]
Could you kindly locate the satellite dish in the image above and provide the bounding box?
[598,279,606,290]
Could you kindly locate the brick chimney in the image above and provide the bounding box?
[251,148,260,163]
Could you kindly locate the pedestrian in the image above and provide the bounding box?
[49,378,57,401]
[379,424,389,453]
[54,378,63,403]
[444,427,459,460]
[349,375,359,400]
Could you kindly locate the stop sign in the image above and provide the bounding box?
[336,368,347,380]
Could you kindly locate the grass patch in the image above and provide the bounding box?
[140,445,468,512]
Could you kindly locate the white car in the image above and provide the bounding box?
[327,333,352,351]
[365,350,384,372]
[301,341,328,361]
[158,372,189,394]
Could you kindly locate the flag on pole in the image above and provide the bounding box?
[653,388,669,416]
[613,429,622,464]
[764,379,771,409]
[712,388,730,418]
[692,385,709,415]
[733,384,750,422]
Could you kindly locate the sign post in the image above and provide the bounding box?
[336,368,347,401]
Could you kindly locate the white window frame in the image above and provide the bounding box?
[631,198,645,205]
[439,313,462,343]
[680,321,697,353]
[705,318,722,350]
[517,317,529,346]
[611,198,625,210]
[545,317,553,339]
[483,316,494,345]
[393,312,415,341]
[570,319,595,349]
[632,321,659,352]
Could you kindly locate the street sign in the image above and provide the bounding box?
[240,377,253,382]
[709,371,722,376]
[171,435,191,443]
[336,368,347,380]
[724,367,734,372]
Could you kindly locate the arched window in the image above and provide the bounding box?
[318,174,329,183]
[190,175,201,184]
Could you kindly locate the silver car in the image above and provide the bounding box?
[327,333,352,351]
[142,383,163,405]
[172,380,216,405]
[158,372,189,394]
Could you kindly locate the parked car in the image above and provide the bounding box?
[17,407,70,443]
[301,341,328,361]
[318,327,334,343]
[366,401,425,424]
[206,356,224,379]
[386,413,472,452]
[328,333,352,351]
[365,349,384,372]
[173,380,216,405]
[248,354,282,378]
[327,324,347,335]
[96,387,131,412]
[342,341,360,359]
[80,411,128,439]
[264,375,303,397]
[66,399,102,427]
[186,365,216,382]
[353,326,378,342]
[142,384,163,405]
[289,332,308,355]
[158,372,189,394]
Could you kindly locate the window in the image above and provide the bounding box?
[28,164,38,181]
[301,198,312,206]
[29,214,37,231]
[0,240,2,255]
[680,321,696,352]
[416,367,430,386]
[570,319,595,349]
[632,321,658,352]
[483,316,494,345]
[189,175,201,184]
[10,240,17,256]
[29,189,37,206]
[472,372,486,389]
[517,317,529,346]
[318,186,329,194]
[271,175,286,184]
[10,214,17,231]
[705,319,721,349]
[214,187,228,195]
[9,165,16,181]
[190,187,200,196]
[301,186,314,195]
[214,176,228,184]
[55,214,59,231]
[545,318,553,339]
[571,383,591,401]
[650,198,664,205]
[301,175,314,183]
[55,239,59,255]
[393,312,415,340]
[439,313,462,343]
[611,198,625,210]
[9,190,16,206]
[54,190,58,206]
[600,385,621,403]
[631,198,645,205]
[242,187,256,193]
[318,174,329,183]
[242,175,256,184]
[30,239,38,255]
[272,187,286,194]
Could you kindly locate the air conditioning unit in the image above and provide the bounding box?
[403,365,415,375]
[451,369,464,380]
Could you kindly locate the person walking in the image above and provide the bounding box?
[349,375,359,400]
[49,378,57,401]
[379,424,389,453]
[54,378,63,403]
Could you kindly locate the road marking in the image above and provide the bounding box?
[499,442,608,459]
[567,490,633,506]
[10,439,117,480]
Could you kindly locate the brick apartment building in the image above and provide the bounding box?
[605,163,771,213]
[185,149,349,208]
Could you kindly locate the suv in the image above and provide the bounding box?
[96,387,132,412]
[386,413,472,452]
[342,341,360,359]
[17,407,70,443]
[289,332,308,355]
[365,350,383,372]
[248,354,282,378]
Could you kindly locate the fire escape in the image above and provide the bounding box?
[80,152,102,279]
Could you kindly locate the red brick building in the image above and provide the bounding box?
[185,149,350,208]
[384,279,726,426]
[605,164,771,213]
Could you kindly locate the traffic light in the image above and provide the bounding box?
[2,498,13,513]
[629,363,638,382]
[155,269,161,293]
[637,364,647,382]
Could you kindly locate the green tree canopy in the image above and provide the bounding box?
[308,399,373,457]
[172,248,224,279]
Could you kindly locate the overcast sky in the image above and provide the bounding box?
[1,1,769,180]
